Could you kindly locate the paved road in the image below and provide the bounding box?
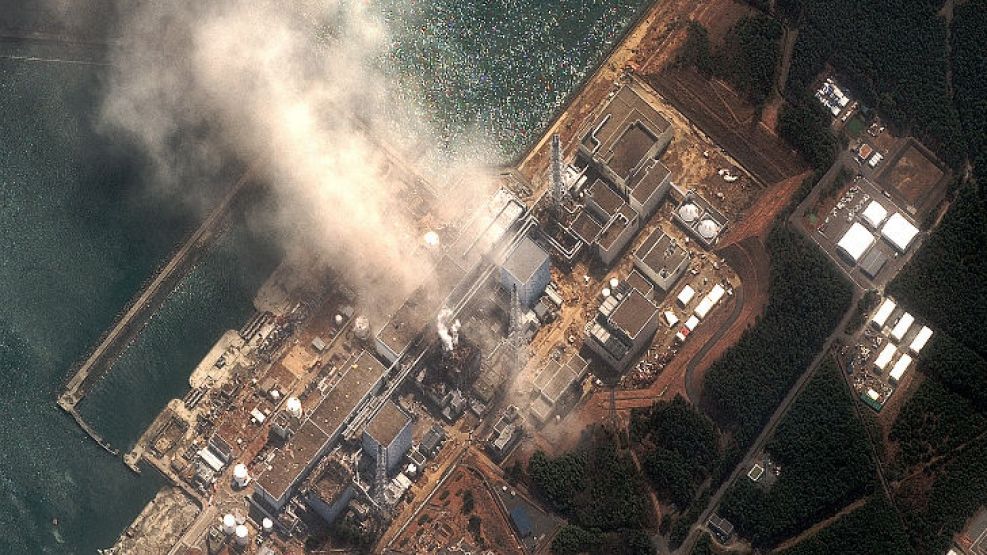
[677,285,862,554]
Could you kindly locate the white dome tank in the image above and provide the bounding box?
[262,517,274,533]
[235,524,249,546]
[697,219,720,240]
[233,463,250,488]
[222,513,236,535]
[678,203,701,223]
[353,315,371,341]
[286,396,302,419]
[601,287,611,298]
[424,230,440,248]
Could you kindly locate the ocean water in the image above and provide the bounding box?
[0,1,648,551]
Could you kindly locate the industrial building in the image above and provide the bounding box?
[362,400,412,474]
[485,406,524,461]
[254,351,386,510]
[584,285,660,371]
[303,457,356,525]
[836,222,876,263]
[632,229,690,295]
[673,192,727,248]
[860,200,889,229]
[559,85,677,268]
[529,353,590,423]
[624,268,656,300]
[577,85,674,221]
[881,212,920,253]
[499,235,551,307]
[859,249,889,279]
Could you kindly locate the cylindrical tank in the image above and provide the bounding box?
[353,315,371,341]
[678,203,700,223]
[222,514,236,535]
[601,287,611,298]
[262,517,274,534]
[233,464,249,488]
[334,314,344,326]
[697,219,719,240]
[286,397,302,419]
[609,277,619,289]
[235,524,249,546]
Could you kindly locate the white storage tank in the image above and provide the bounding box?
[235,524,249,546]
[233,463,250,488]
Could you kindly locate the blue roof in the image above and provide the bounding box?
[509,505,533,537]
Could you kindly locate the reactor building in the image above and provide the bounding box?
[362,400,412,474]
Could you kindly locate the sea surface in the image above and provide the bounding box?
[0,1,648,551]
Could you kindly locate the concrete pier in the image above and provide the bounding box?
[57,167,257,458]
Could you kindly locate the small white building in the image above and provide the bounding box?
[874,343,897,371]
[889,353,913,383]
[891,312,915,342]
[676,284,696,307]
[860,200,889,229]
[871,298,896,329]
[837,222,875,263]
[909,326,933,355]
[881,213,920,252]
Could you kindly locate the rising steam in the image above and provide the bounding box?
[99,0,491,308]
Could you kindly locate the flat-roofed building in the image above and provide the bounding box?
[874,343,897,371]
[596,205,640,266]
[529,353,590,423]
[303,458,355,525]
[676,284,696,307]
[585,288,660,370]
[362,400,412,474]
[625,269,655,300]
[889,353,913,383]
[859,249,888,279]
[881,212,920,253]
[837,222,875,263]
[909,326,933,355]
[633,229,690,295]
[871,298,896,329]
[860,200,889,229]
[578,86,674,202]
[891,312,914,342]
[254,351,385,510]
[500,236,551,307]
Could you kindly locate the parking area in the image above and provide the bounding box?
[802,173,921,291]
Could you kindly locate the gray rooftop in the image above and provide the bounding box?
[502,236,550,284]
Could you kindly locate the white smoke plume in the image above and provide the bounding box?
[99,0,492,307]
[436,307,461,352]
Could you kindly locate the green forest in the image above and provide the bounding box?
[527,433,653,554]
[674,16,782,107]
[898,436,987,553]
[890,375,987,471]
[631,396,721,509]
[713,16,783,106]
[774,494,913,555]
[719,358,875,547]
[702,226,852,447]
[888,183,987,363]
